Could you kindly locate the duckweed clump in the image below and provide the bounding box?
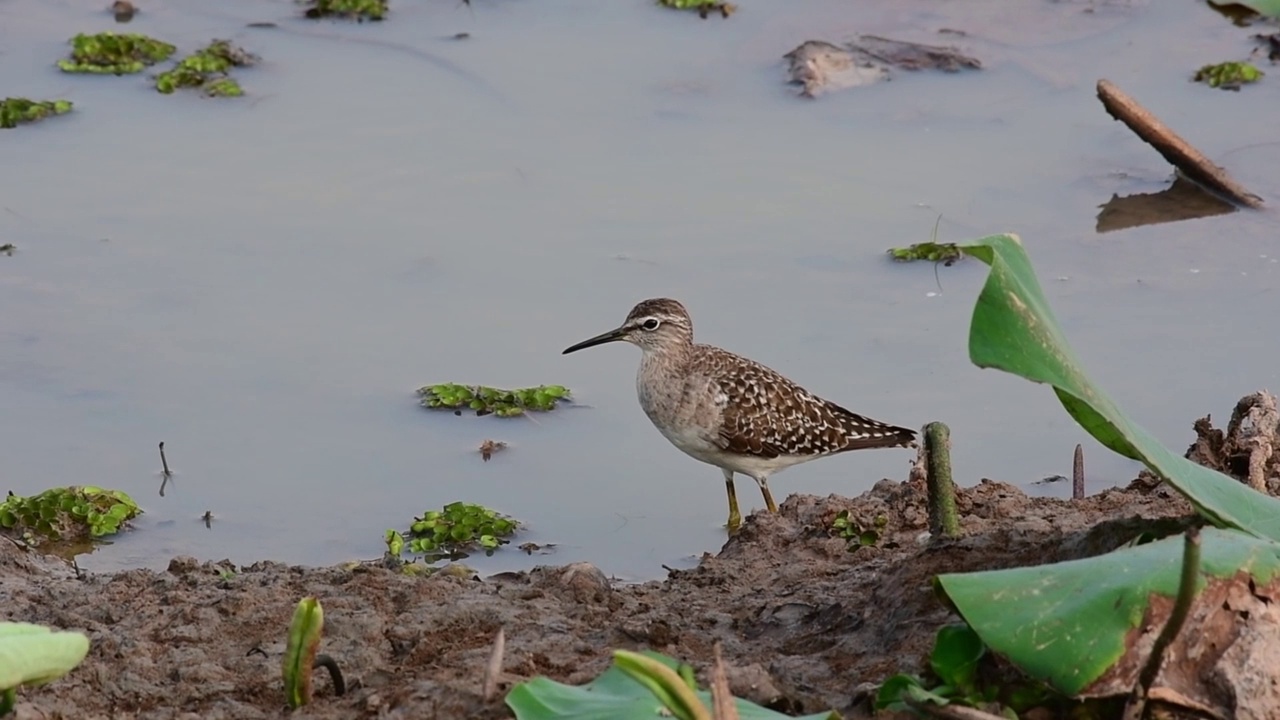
[0,98,73,129]
[385,502,519,562]
[887,241,963,265]
[658,0,737,18]
[154,40,257,97]
[57,32,176,74]
[1194,60,1264,90]
[305,0,388,21]
[417,383,570,417]
[0,486,142,544]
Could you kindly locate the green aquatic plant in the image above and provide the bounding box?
[507,649,839,719]
[0,99,73,130]
[887,241,962,264]
[417,383,570,417]
[876,624,1053,717]
[657,0,737,17]
[57,32,176,74]
[0,486,141,544]
[829,509,884,551]
[155,40,257,97]
[305,0,388,21]
[385,502,519,561]
[0,622,91,716]
[1194,60,1263,89]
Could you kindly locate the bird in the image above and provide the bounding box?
[561,297,916,531]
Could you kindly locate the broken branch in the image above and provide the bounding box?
[1096,79,1263,208]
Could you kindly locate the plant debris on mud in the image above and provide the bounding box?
[155,40,258,97]
[0,98,73,129]
[417,383,571,417]
[57,32,175,74]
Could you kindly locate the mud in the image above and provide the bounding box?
[3,472,1198,719]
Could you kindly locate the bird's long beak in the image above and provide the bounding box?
[562,326,628,354]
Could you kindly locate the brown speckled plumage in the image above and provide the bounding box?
[563,297,915,527]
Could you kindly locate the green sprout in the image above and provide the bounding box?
[887,241,962,264]
[304,0,388,21]
[154,40,256,97]
[57,32,176,74]
[829,510,884,552]
[385,502,519,563]
[1194,61,1264,90]
[282,597,344,708]
[0,99,73,130]
[0,486,141,545]
[417,383,570,417]
[0,622,91,715]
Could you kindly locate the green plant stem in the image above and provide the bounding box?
[1,687,15,715]
[1125,527,1202,720]
[924,422,960,539]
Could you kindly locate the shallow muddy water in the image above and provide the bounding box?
[0,0,1276,577]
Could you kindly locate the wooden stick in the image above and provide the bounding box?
[1096,79,1263,208]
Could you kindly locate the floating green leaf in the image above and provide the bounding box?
[154,40,256,97]
[0,622,90,714]
[0,486,141,545]
[657,0,737,16]
[957,234,1280,541]
[0,99,73,130]
[506,649,839,720]
[417,383,571,417]
[282,597,323,709]
[57,32,175,74]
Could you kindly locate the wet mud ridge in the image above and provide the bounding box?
[1,475,1196,719]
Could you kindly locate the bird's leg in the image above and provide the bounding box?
[754,475,779,513]
[722,469,742,532]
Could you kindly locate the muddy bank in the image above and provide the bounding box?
[1,471,1197,719]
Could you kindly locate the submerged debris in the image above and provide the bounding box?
[478,439,508,462]
[417,383,571,417]
[0,244,15,256]
[657,0,737,19]
[0,98,73,129]
[111,0,136,22]
[304,0,388,21]
[57,32,175,75]
[1194,60,1264,89]
[784,36,980,98]
[155,40,258,97]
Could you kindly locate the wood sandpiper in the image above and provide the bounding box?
[562,298,916,531]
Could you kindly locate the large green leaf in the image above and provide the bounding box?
[506,650,839,720]
[959,234,1280,540]
[0,622,90,691]
[937,527,1280,695]
[1209,0,1280,18]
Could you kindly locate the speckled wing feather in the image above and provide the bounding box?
[693,345,916,459]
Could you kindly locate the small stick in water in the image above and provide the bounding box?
[159,442,172,477]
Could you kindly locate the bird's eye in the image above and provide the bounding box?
[641,318,660,331]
